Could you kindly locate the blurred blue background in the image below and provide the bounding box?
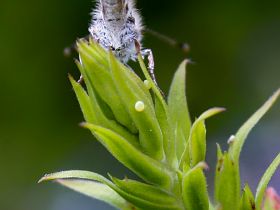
[0,0,279,209]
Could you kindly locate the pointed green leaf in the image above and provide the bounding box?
[189,120,206,166]
[69,74,96,124]
[255,153,280,209]
[174,124,186,164]
[215,152,240,210]
[75,60,114,120]
[180,107,225,169]
[168,60,192,159]
[239,184,255,210]
[230,89,280,162]
[83,123,174,189]
[182,166,209,210]
[40,170,172,210]
[39,170,113,186]
[57,179,130,210]
[111,177,181,209]
[155,96,178,168]
[214,144,223,199]
[109,52,164,161]
[39,170,133,210]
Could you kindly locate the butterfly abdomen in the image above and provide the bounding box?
[89,0,143,63]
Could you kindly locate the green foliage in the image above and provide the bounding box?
[215,150,240,210]
[168,60,191,160]
[182,164,209,210]
[239,184,255,210]
[40,40,280,210]
[255,154,280,210]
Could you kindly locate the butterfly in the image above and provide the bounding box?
[65,0,189,84]
[88,0,156,81]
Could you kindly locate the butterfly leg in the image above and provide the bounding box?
[77,36,99,84]
[141,49,157,85]
[141,48,165,97]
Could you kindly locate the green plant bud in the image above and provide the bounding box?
[77,41,138,133]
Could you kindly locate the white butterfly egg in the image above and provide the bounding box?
[144,80,152,90]
[135,101,145,112]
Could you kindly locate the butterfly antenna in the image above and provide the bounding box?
[63,35,91,57]
[144,28,190,53]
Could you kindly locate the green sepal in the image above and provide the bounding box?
[155,96,178,168]
[255,153,280,210]
[214,143,223,196]
[180,107,225,169]
[110,176,181,209]
[215,152,240,210]
[69,75,139,147]
[229,89,280,162]
[77,41,137,133]
[38,170,132,210]
[75,60,113,120]
[69,74,96,124]
[109,52,164,161]
[168,60,192,159]
[137,54,177,168]
[83,123,174,189]
[239,184,255,210]
[182,164,209,210]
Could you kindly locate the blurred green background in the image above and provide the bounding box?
[1,0,280,209]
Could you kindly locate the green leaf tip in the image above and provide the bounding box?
[255,153,280,209]
[230,88,280,162]
[239,184,255,210]
[179,107,225,169]
[38,174,50,184]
